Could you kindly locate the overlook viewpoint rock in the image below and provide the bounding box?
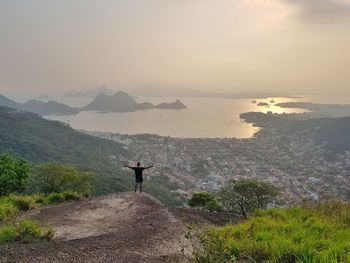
[0,193,186,263]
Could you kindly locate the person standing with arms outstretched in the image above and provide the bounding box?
[124,162,153,193]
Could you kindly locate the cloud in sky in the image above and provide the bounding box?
[247,0,350,23]
[283,0,350,23]
[0,0,350,96]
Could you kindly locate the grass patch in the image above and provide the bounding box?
[0,201,18,221]
[7,195,37,211]
[0,220,54,244]
[62,191,83,201]
[0,191,82,244]
[0,191,84,221]
[46,193,65,204]
[194,201,350,263]
[45,191,83,204]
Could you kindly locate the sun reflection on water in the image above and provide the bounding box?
[253,97,309,114]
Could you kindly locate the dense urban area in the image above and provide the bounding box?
[84,113,350,207]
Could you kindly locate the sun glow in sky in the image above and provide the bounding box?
[1,0,350,96]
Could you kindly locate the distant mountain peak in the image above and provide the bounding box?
[95,92,109,99]
[63,85,115,98]
[82,90,137,112]
[0,94,78,116]
[81,91,187,112]
[156,99,187,109]
[0,94,20,108]
[114,90,130,96]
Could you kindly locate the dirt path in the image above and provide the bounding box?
[0,192,185,263]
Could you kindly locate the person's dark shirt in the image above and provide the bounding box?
[132,167,146,182]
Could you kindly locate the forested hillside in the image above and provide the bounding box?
[0,106,183,204]
[0,106,126,167]
[0,106,132,194]
[0,95,78,115]
[246,112,350,157]
[313,117,350,155]
[284,117,350,155]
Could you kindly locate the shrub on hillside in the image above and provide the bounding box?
[193,201,350,263]
[32,194,47,205]
[0,192,84,222]
[8,195,37,211]
[0,220,54,244]
[0,154,30,196]
[62,191,83,201]
[46,193,65,204]
[219,179,278,218]
[311,199,350,225]
[205,200,222,213]
[188,192,222,212]
[0,202,18,221]
[26,163,93,196]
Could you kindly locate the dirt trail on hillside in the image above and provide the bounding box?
[0,193,186,263]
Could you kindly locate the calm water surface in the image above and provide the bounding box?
[45,97,306,138]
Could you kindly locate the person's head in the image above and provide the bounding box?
[137,162,140,167]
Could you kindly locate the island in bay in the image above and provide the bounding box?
[80,91,187,112]
[0,91,187,116]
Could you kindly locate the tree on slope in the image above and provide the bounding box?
[219,179,278,218]
[0,154,30,196]
[27,163,93,196]
[188,192,222,212]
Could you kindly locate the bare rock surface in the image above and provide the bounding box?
[0,192,185,263]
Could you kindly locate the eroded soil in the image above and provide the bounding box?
[0,193,185,263]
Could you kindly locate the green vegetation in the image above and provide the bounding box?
[91,168,131,195]
[0,107,186,207]
[61,191,83,201]
[0,153,90,221]
[0,107,130,197]
[0,191,81,246]
[26,163,93,196]
[188,180,278,217]
[0,191,84,221]
[145,181,183,208]
[0,201,18,221]
[0,107,127,168]
[0,154,30,196]
[0,152,98,245]
[219,179,278,218]
[0,156,91,234]
[45,192,65,204]
[149,175,182,191]
[7,194,37,211]
[188,192,222,212]
[0,220,54,244]
[193,200,350,263]
[313,117,350,157]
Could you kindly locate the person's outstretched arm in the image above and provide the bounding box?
[144,165,153,169]
[123,164,133,169]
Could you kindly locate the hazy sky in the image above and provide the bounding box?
[1,0,350,96]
